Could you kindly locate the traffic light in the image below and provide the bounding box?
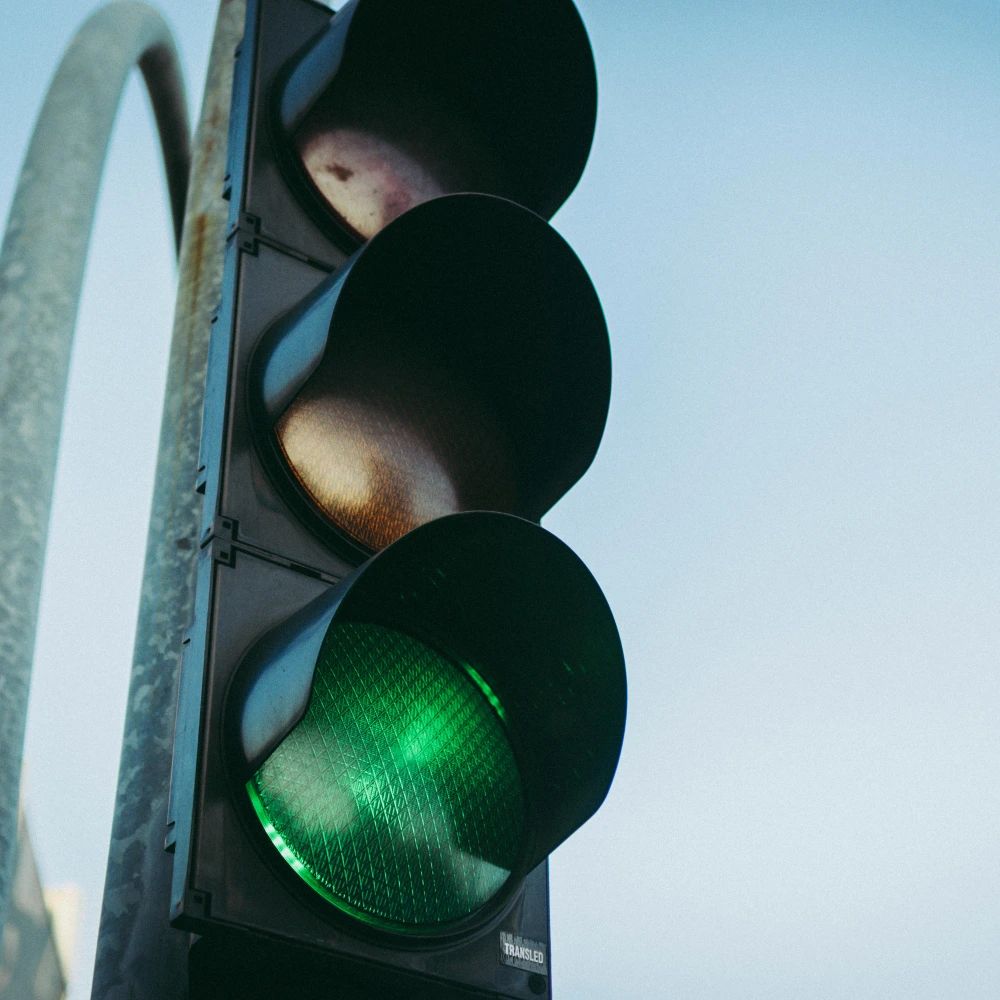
[167,1,626,997]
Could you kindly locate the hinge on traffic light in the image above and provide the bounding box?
[227,212,261,255]
[226,211,334,269]
[201,515,237,566]
[199,514,342,583]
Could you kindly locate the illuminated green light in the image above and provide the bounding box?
[248,621,524,931]
[463,664,507,722]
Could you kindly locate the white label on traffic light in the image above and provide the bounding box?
[499,931,548,974]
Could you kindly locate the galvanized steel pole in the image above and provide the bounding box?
[0,1,189,933]
[90,2,246,997]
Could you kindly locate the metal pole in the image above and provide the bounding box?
[90,2,246,997]
[0,1,190,933]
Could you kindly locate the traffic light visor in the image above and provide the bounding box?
[231,513,626,935]
[250,194,610,559]
[278,0,597,238]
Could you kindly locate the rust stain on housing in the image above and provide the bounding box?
[184,212,209,319]
[326,162,354,182]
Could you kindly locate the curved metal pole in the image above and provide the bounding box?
[0,1,190,931]
[92,2,246,996]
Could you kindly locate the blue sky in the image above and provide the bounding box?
[2,2,1000,998]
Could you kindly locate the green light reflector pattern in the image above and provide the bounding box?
[248,621,524,931]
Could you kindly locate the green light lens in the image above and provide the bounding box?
[247,621,524,931]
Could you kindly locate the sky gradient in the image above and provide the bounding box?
[2,1,999,998]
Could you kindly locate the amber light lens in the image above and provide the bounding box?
[275,356,516,552]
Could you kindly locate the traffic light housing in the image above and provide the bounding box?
[167,1,626,997]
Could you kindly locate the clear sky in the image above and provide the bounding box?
[2,1,999,998]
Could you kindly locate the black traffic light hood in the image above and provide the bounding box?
[250,192,611,553]
[231,511,627,876]
[278,0,598,224]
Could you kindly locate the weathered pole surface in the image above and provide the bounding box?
[0,1,189,933]
[90,2,246,997]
